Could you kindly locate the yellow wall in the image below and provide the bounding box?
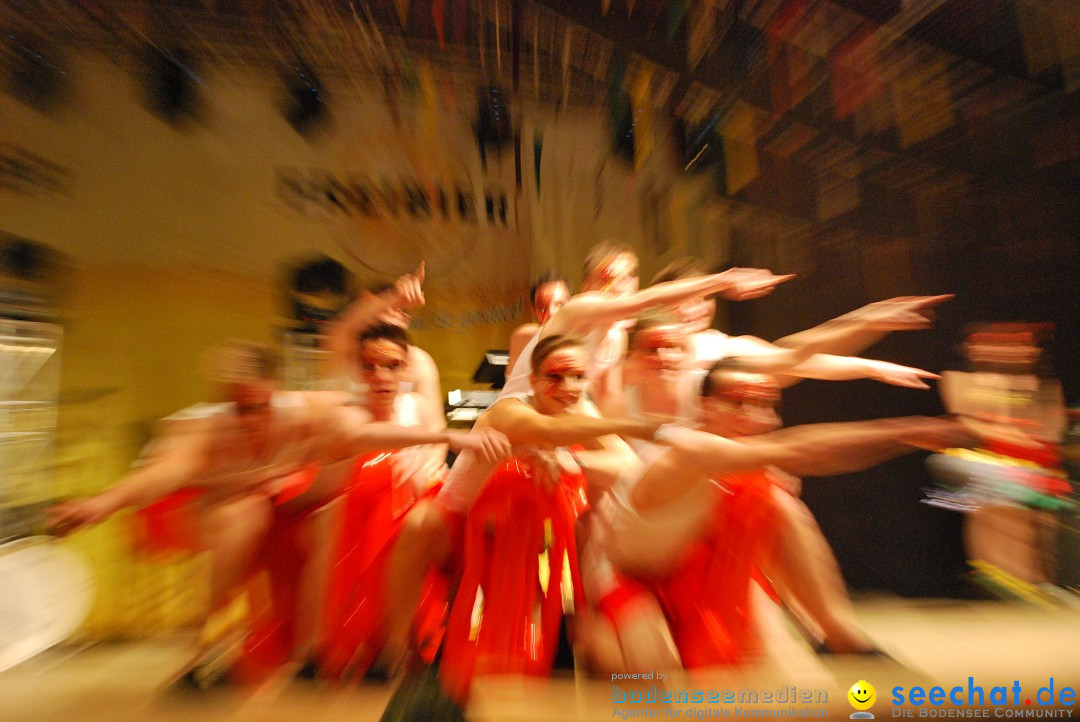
[53,264,277,637]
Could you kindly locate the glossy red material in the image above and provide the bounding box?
[440,458,588,703]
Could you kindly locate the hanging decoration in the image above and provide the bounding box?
[433,0,447,48]
[630,64,655,169]
[394,0,410,26]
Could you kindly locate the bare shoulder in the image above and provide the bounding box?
[511,323,539,341]
[479,396,533,429]
[541,292,602,337]
[409,345,437,370]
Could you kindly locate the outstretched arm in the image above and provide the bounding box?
[480,398,659,448]
[719,335,940,389]
[313,398,508,465]
[772,295,953,357]
[48,419,213,534]
[776,355,940,389]
[658,416,974,479]
[546,268,794,337]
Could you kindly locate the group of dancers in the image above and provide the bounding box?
[47,240,977,713]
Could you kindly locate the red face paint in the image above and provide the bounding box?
[534,349,588,410]
[634,327,689,371]
[594,253,638,294]
[533,282,570,325]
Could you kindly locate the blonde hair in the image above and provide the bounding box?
[203,340,280,384]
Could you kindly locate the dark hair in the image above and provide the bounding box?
[700,358,755,398]
[531,335,586,372]
[530,271,568,306]
[357,322,411,351]
[583,239,636,282]
[650,257,708,286]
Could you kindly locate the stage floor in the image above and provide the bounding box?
[3,596,1079,721]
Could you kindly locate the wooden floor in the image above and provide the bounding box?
[3,596,1079,721]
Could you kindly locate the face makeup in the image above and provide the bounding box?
[533,281,571,325]
[533,348,588,413]
[593,253,639,295]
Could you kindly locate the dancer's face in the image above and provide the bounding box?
[630,325,690,374]
[358,338,408,408]
[586,253,639,296]
[702,371,781,437]
[225,380,275,435]
[532,281,570,325]
[531,346,589,415]
[676,294,716,334]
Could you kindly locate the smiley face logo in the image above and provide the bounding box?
[848,680,876,711]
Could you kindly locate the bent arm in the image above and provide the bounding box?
[482,398,656,448]
[325,293,398,374]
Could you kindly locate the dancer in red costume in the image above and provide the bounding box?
[48,340,509,685]
[578,312,947,672]
[316,323,452,680]
[326,263,446,443]
[599,361,974,669]
[382,336,663,679]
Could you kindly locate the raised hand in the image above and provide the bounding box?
[393,262,426,309]
[716,268,796,302]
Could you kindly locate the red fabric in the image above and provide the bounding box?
[439,458,588,704]
[985,439,1060,469]
[597,571,654,624]
[273,463,320,505]
[132,489,206,555]
[318,452,448,680]
[231,508,309,682]
[649,469,779,668]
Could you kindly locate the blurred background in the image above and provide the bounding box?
[1,0,1078,647]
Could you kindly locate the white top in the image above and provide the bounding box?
[498,326,624,400]
[603,443,720,578]
[690,329,732,366]
[437,391,539,513]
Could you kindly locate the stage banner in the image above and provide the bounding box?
[274,83,530,392]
